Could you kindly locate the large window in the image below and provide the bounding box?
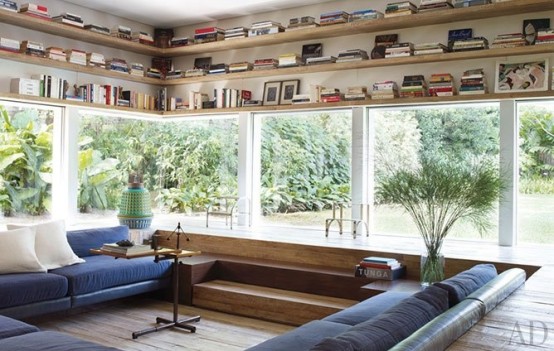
[0,101,62,226]
[518,101,554,244]
[257,110,352,229]
[372,103,500,241]
[77,113,239,226]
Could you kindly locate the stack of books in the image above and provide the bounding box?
[306,56,336,65]
[451,37,489,51]
[319,11,350,26]
[291,94,311,104]
[336,49,369,62]
[248,21,284,37]
[10,78,40,96]
[350,9,383,21]
[371,81,399,99]
[344,86,369,101]
[86,52,105,68]
[253,58,278,70]
[19,3,50,20]
[20,40,45,57]
[146,67,162,78]
[165,70,183,79]
[106,58,129,74]
[45,46,66,61]
[459,68,487,95]
[0,0,17,12]
[65,49,86,65]
[170,37,189,47]
[535,29,554,45]
[286,16,319,31]
[111,25,132,41]
[428,73,456,96]
[208,63,229,74]
[52,12,84,28]
[418,0,453,12]
[400,74,427,97]
[385,42,414,58]
[84,24,110,35]
[0,37,20,52]
[132,31,154,46]
[224,27,249,40]
[384,1,417,17]
[101,243,152,255]
[320,88,342,102]
[229,61,253,73]
[184,69,207,78]
[278,53,303,68]
[194,27,224,44]
[452,0,490,7]
[413,42,449,55]
[490,33,526,48]
[129,62,145,77]
[354,256,405,280]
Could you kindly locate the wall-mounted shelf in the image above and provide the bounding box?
[1,0,552,58]
[162,44,554,85]
[0,50,163,85]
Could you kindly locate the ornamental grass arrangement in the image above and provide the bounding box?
[376,157,505,286]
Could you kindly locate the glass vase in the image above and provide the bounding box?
[420,247,445,287]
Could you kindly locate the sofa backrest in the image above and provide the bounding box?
[66,226,129,257]
[466,268,526,314]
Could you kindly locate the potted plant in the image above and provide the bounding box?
[376,157,504,286]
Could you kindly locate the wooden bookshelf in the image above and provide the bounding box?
[0,0,551,58]
[0,50,163,85]
[0,10,160,56]
[162,44,554,85]
[160,0,554,57]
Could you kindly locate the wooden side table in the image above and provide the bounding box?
[90,248,201,339]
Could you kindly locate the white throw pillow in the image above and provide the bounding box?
[8,220,85,270]
[0,227,47,274]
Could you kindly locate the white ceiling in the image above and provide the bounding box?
[63,0,333,28]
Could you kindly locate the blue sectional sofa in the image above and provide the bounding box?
[246,264,526,351]
[0,225,172,319]
[0,315,120,350]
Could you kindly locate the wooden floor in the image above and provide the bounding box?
[29,297,292,351]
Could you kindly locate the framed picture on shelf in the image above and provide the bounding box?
[263,81,282,106]
[280,79,300,105]
[494,59,549,93]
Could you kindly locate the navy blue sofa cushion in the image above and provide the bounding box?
[0,315,39,340]
[434,263,497,307]
[323,291,412,326]
[311,285,449,351]
[67,226,129,258]
[0,331,121,350]
[245,320,351,351]
[0,273,68,309]
[49,255,172,295]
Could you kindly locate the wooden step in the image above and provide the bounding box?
[193,280,358,326]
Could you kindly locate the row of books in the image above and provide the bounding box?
[354,256,405,280]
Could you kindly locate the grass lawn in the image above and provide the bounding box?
[261,194,554,245]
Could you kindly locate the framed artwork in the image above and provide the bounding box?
[280,79,300,105]
[263,81,282,105]
[495,59,549,93]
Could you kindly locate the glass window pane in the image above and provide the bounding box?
[76,113,238,227]
[518,101,554,244]
[373,103,500,241]
[257,110,352,229]
[0,100,61,226]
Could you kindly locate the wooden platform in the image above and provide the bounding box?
[193,280,357,326]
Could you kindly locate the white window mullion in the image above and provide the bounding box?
[498,99,517,246]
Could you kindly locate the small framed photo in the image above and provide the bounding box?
[280,79,300,105]
[495,59,549,93]
[263,81,282,106]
